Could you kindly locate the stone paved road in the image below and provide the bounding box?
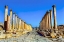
[0,31,53,42]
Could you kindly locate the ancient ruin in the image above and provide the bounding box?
[38,5,64,38]
[0,5,64,42]
[0,5,33,39]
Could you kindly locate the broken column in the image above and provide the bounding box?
[4,5,8,32]
[52,5,58,33]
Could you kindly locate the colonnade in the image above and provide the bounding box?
[4,5,32,33]
[39,5,58,33]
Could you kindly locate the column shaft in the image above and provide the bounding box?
[4,6,8,31]
[46,14,48,29]
[10,9,12,30]
[7,15,10,31]
[4,6,8,21]
[52,5,58,33]
[48,12,51,29]
[49,10,53,30]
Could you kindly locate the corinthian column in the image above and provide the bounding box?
[7,15,10,31]
[52,5,58,33]
[4,5,8,32]
[4,5,8,21]
[46,11,49,30]
[49,10,53,29]
[18,18,21,31]
[48,12,51,29]
[10,9,12,31]
[12,13,15,30]
[15,15,18,29]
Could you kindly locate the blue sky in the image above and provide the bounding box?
[0,0,64,27]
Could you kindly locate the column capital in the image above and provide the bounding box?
[46,10,49,13]
[13,12,15,14]
[49,10,52,11]
[24,22,26,23]
[5,5,8,8]
[52,5,56,7]
[10,9,12,11]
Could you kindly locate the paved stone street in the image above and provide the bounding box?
[0,30,64,42]
[0,30,53,42]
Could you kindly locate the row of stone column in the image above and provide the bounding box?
[40,5,58,33]
[4,5,32,32]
